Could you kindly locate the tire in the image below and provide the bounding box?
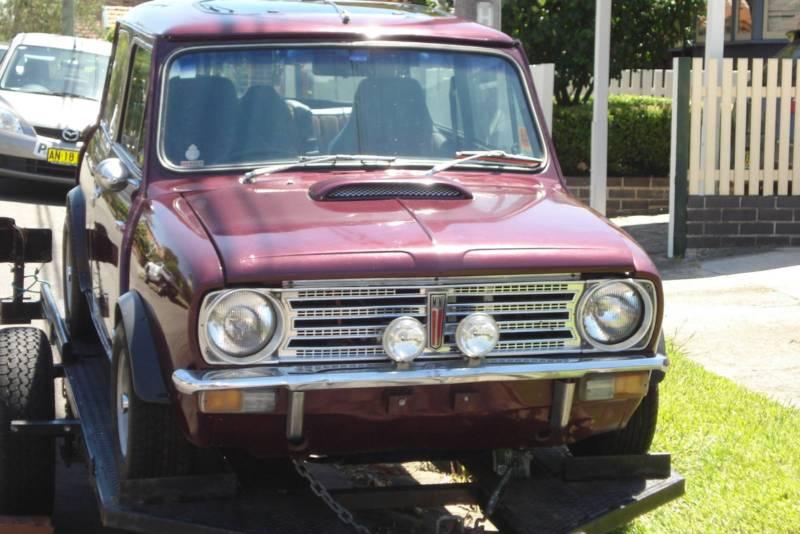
[569,382,659,457]
[62,222,93,340]
[110,324,219,479]
[0,327,55,514]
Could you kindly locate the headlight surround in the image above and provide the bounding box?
[577,280,655,351]
[199,289,284,364]
[0,104,23,135]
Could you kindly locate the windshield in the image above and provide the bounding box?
[162,47,544,170]
[0,45,108,100]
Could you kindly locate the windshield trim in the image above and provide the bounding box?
[155,40,549,176]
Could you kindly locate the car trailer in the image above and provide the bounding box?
[0,217,685,534]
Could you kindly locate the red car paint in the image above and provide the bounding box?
[83,0,664,457]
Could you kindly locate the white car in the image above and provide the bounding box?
[0,33,110,183]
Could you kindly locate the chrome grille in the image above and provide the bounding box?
[277,276,584,363]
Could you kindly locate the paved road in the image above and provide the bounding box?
[616,214,800,408]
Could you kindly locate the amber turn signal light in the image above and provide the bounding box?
[199,389,277,413]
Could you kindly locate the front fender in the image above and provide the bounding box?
[116,290,169,404]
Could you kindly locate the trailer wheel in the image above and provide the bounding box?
[569,382,659,457]
[111,325,219,479]
[62,223,93,339]
[0,327,55,515]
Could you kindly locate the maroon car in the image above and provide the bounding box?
[62,0,667,479]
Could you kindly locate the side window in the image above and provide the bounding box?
[120,46,152,167]
[101,29,131,139]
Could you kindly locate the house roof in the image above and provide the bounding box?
[120,0,514,46]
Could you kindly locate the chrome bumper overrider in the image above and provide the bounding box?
[172,354,668,395]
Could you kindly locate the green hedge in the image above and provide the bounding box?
[552,95,671,177]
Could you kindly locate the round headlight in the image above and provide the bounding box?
[579,281,650,349]
[383,316,426,363]
[205,290,278,359]
[455,313,499,358]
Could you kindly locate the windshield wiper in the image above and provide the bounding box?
[241,154,397,183]
[424,150,544,177]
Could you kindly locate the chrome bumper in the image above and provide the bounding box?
[172,354,668,395]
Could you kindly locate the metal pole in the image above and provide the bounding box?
[61,0,75,36]
[669,58,691,258]
[704,0,725,64]
[590,0,611,215]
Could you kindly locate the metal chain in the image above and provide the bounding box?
[293,457,501,534]
[292,459,373,534]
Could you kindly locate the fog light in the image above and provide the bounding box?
[455,313,499,358]
[199,389,277,413]
[383,316,426,363]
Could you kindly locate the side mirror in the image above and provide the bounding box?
[96,158,130,193]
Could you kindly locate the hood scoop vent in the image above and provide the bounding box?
[312,180,472,201]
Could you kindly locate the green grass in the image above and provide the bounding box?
[622,344,800,533]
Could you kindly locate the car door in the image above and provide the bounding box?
[82,32,152,344]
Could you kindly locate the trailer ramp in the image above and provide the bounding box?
[62,353,683,534]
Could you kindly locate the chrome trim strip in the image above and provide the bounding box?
[172,354,668,394]
[156,41,549,175]
[283,273,580,288]
[549,380,576,429]
[286,392,305,441]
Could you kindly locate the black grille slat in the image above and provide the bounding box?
[323,182,466,201]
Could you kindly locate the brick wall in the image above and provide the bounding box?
[565,176,669,217]
[686,196,800,249]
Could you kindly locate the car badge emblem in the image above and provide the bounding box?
[427,292,447,349]
[61,128,80,142]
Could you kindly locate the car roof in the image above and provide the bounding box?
[11,33,111,56]
[121,0,514,46]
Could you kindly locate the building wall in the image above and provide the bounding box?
[686,195,800,249]
[565,176,669,217]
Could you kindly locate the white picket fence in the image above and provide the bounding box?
[529,65,673,133]
[610,69,673,98]
[688,57,800,196]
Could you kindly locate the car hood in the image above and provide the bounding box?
[182,173,649,283]
[0,90,99,132]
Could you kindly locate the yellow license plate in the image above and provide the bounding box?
[47,148,79,166]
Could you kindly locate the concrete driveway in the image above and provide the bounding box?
[616,214,800,409]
